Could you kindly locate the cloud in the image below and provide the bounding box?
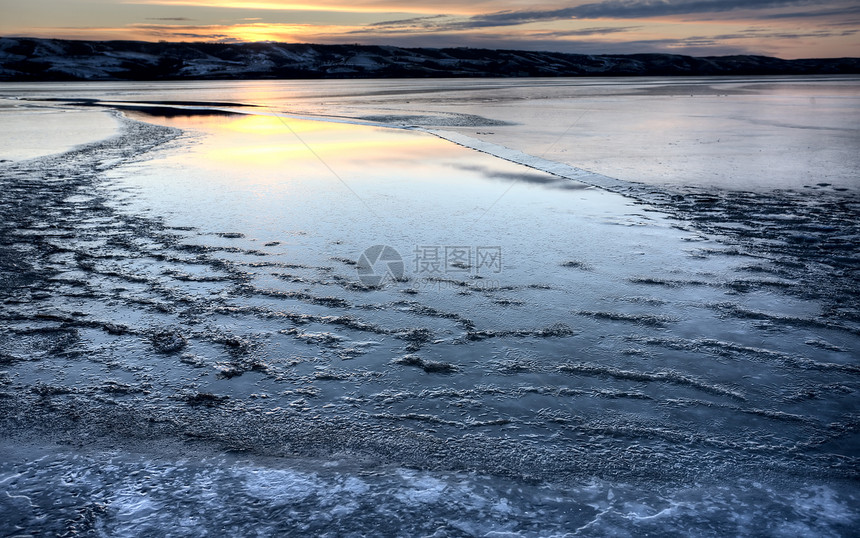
[369,15,448,28]
[123,0,478,15]
[125,0,854,21]
[684,27,859,41]
[7,0,857,58]
[526,26,641,38]
[363,0,851,34]
[561,0,824,19]
[455,0,841,27]
[825,18,860,26]
[755,3,860,18]
[350,22,639,39]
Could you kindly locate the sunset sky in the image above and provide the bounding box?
[1,0,858,58]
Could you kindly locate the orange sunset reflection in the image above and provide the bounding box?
[145,113,452,173]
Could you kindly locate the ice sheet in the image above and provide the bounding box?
[2,441,857,537]
[3,76,857,190]
[0,103,119,161]
[0,82,857,536]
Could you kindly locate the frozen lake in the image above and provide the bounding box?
[4,75,859,190]
[0,77,858,536]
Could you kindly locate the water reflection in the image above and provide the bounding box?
[105,109,755,343]
[451,163,589,190]
[6,76,858,189]
[129,111,470,174]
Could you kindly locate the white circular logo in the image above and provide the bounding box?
[356,245,404,287]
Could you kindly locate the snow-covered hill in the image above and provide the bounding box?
[1,37,858,80]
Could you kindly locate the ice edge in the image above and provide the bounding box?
[418,128,635,193]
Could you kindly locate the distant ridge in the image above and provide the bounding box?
[1,37,858,81]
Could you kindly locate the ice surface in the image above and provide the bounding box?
[0,103,119,161]
[3,76,857,190]
[0,80,857,536]
[2,441,857,537]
